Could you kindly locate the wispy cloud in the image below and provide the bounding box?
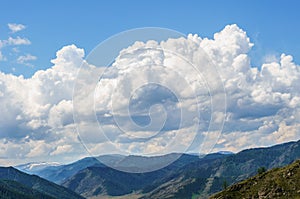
[0,36,31,48]
[7,36,31,45]
[0,36,31,63]
[8,23,26,33]
[0,51,6,61]
[17,54,37,66]
[263,53,279,63]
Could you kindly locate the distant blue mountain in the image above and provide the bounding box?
[15,153,202,184]
[16,156,104,184]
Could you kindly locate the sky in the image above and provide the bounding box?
[1,0,300,76]
[0,0,300,166]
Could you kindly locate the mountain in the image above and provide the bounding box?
[61,153,228,198]
[16,153,199,184]
[143,140,300,198]
[60,140,300,198]
[210,159,300,199]
[0,166,84,199]
[13,140,300,198]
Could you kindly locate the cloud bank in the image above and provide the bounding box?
[0,24,299,165]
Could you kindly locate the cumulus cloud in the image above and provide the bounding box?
[0,24,299,165]
[88,24,300,155]
[8,23,26,33]
[0,44,88,165]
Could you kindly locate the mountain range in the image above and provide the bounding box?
[141,140,300,199]
[12,139,300,199]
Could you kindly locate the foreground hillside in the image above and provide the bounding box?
[211,159,300,199]
[0,166,84,199]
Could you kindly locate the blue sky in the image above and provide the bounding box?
[1,1,300,165]
[1,0,300,77]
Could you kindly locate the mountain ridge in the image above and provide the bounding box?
[61,140,300,198]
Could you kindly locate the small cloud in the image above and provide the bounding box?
[7,36,31,46]
[17,54,37,67]
[0,36,31,63]
[8,23,26,33]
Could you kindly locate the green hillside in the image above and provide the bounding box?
[0,179,55,199]
[0,166,84,199]
[210,159,300,199]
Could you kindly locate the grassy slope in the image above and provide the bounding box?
[210,159,300,199]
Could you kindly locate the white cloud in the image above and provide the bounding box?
[7,36,31,45]
[0,25,299,165]
[0,44,88,164]
[0,29,31,64]
[90,24,300,156]
[26,140,52,158]
[0,23,32,67]
[48,100,73,128]
[17,54,37,66]
[0,37,31,49]
[17,54,37,63]
[8,23,26,33]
